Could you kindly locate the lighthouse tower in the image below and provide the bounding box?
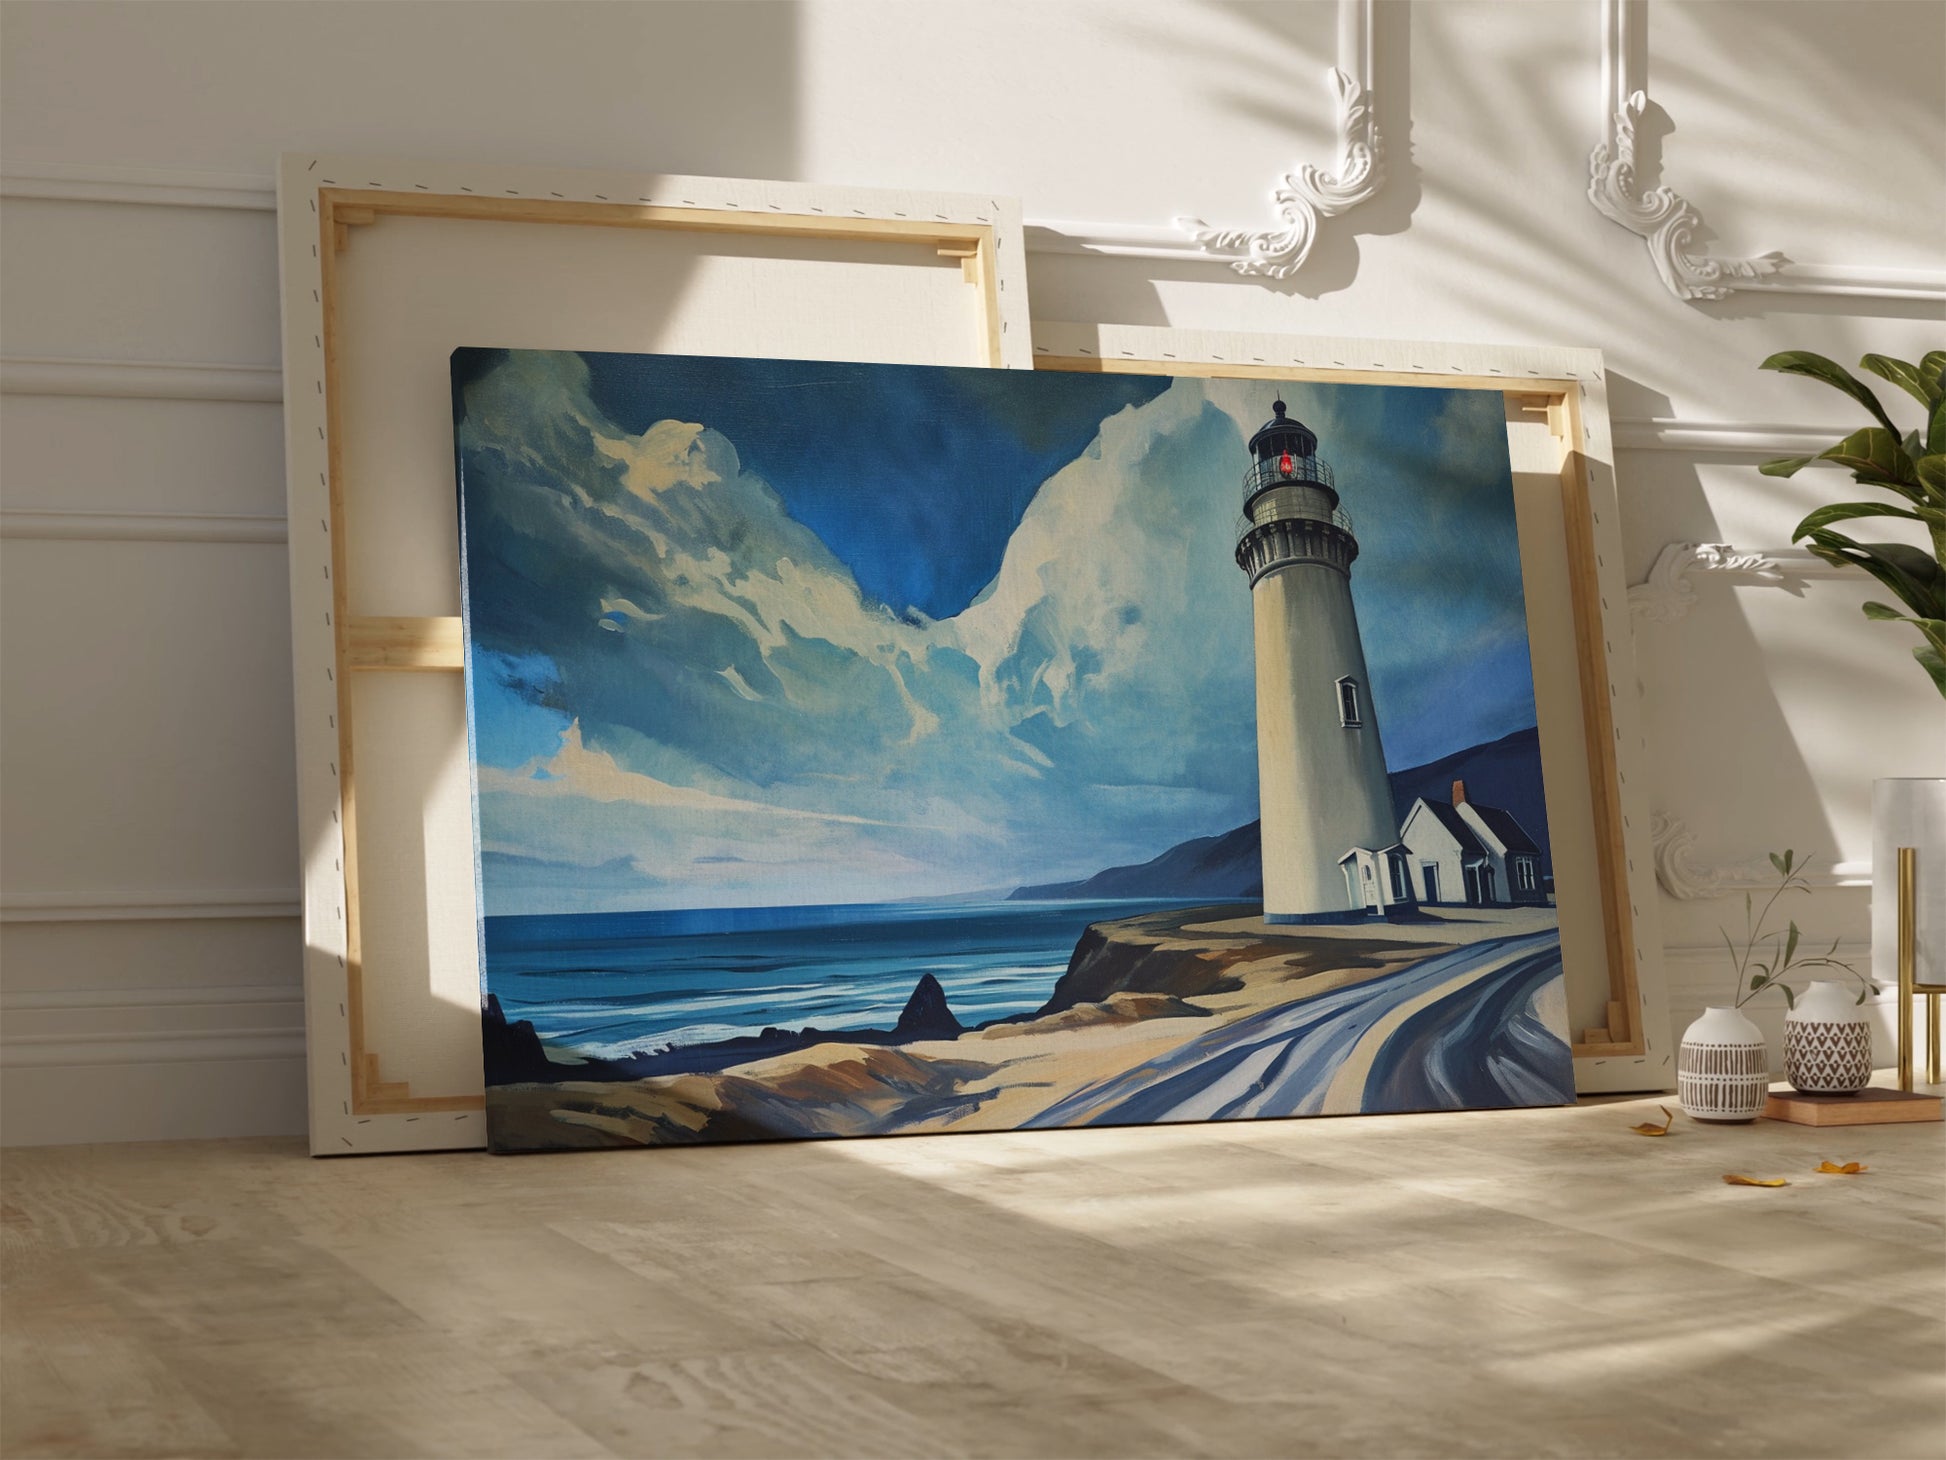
[1234,399,1398,921]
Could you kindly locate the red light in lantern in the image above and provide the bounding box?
[1279,452,1294,476]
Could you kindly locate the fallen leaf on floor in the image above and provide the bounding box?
[1722,1174,1790,1188]
[1815,1160,1868,1175]
[1630,1106,1676,1136]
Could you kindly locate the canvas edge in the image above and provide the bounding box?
[278,153,1035,1155]
[1029,321,1672,1097]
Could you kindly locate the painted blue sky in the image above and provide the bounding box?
[573,351,1169,619]
[455,349,1538,914]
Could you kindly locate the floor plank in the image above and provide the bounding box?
[3,1092,1940,1458]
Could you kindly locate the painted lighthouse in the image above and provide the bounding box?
[1234,398,1399,922]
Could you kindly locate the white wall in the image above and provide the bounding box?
[3,0,1941,1144]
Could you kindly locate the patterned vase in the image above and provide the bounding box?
[1678,1005,1769,1122]
[1784,979,1872,1094]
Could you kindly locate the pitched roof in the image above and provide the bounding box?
[1464,802,1540,856]
[1337,842,1409,864]
[1409,798,1487,856]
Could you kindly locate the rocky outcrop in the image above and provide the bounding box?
[1036,906,1261,1015]
[893,972,963,1040]
[482,973,968,1087]
[484,993,607,1084]
[985,990,1211,1037]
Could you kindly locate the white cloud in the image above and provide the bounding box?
[481,719,895,828]
[462,354,1532,912]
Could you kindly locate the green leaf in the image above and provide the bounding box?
[1802,533,1946,619]
[1760,455,1815,478]
[1922,351,1946,391]
[1861,610,1946,668]
[1916,454,1946,499]
[1794,502,1926,536]
[1783,921,1801,968]
[1929,397,1946,457]
[1916,643,1946,697]
[1780,984,1795,1010]
[1783,850,1795,874]
[1862,353,1943,409]
[1817,427,1916,490]
[1762,350,1902,437]
[1768,851,1785,875]
[1750,972,1766,988]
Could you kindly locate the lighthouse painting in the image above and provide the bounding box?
[454,348,1575,1152]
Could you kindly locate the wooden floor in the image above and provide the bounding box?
[3,1092,1941,1460]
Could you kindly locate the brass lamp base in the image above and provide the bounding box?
[1896,845,1945,1091]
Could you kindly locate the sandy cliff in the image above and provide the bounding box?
[484,906,1562,1150]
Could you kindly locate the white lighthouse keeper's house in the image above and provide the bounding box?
[1234,398,1400,922]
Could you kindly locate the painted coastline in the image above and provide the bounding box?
[485,903,1570,1151]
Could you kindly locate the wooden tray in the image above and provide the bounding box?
[1763,1088,1944,1126]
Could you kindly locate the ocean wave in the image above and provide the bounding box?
[499,920,1106,1054]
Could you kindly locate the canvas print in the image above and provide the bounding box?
[454,348,1576,1152]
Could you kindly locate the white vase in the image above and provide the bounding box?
[1678,1005,1770,1122]
[1874,778,1945,1009]
[1783,979,1873,1094]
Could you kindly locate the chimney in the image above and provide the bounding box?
[1451,779,1467,807]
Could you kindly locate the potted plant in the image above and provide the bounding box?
[1759,351,1944,1060]
[1758,349,1944,696]
[1679,850,1878,1120]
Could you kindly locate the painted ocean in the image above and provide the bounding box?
[485,898,1213,1062]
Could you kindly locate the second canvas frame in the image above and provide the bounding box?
[279,155,1666,1153]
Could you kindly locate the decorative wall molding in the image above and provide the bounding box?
[1730,265,1946,304]
[8,0,1939,307]
[1650,813,1870,899]
[0,1029,305,1069]
[0,354,282,403]
[1609,418,1854,455]
[1661,941,1881,1008]
[1173,0,1381,279]
[2,984,301,1011]
[1588,98,1785,300]
[1628,542,1849,623]
[8,347,1846,463]
[0,159,276,212]
[1588,0,1945,305]
[2,2,1386,285]
[0,356,289,543]
[0,509,289,544]
[0,980,304,1071]
[1663,939,1872,968]
[0,890,302,923]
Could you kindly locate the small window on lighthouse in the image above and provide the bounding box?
[1336,676,1362,728]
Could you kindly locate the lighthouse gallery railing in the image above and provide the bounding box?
[1241,455,1334,500]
